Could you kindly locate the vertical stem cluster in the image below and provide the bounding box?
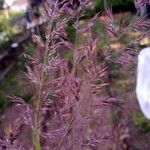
[33,82,43,150]
[33,27,52,150]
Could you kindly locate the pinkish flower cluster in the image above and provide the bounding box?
[0,0,150,149]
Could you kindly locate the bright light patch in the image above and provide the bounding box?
[136,47,150,119]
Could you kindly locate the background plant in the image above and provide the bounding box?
[0,0,150,150]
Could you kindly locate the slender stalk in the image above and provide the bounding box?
[73,14,80,76]
[115,12,139,42]
[33,22,52,150]
[70,17,79,150]
[85,85,92,150]
[33,101,41,150]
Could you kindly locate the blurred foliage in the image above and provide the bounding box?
[9,11,24,18]
[95,0,133,12]
[0,10,24,50]
[0,59,31,106]
[0,0,4,10]
[0,40,35,112]
[0,10,23,32]
[92,20,101,34]
[65,20,76,43]
[92,19,109,48]
[134,111,150,133]
[23,42,36,56]
[0,95,6,112]
[111,107,122,125]
[81,7,95,19]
